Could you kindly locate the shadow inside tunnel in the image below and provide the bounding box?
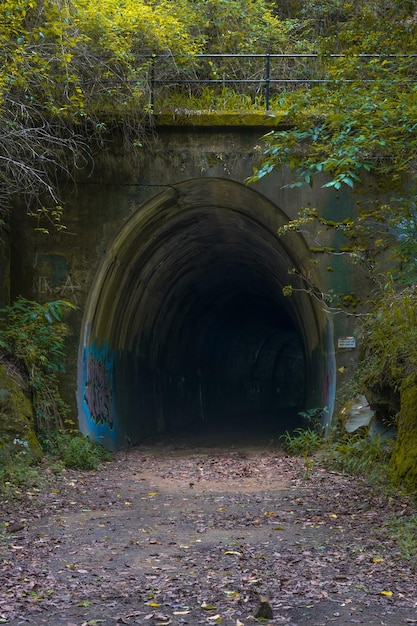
[137,407,305,452]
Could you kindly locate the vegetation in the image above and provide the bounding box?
[0,297,75,432]
[1,0,417,489]
[0,0,303,231]
[247,1,417,491]
[280,408,395,486]
[0,297,114,476]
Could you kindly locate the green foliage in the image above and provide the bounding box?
[248,1,417,287]
[0,0,303,227]
[280,427,325,457]
[0,297,76,433]
[323,433,393,477]
[40,430,112,470]
[0,446,42,497]
[354,283,417,395]
[0,432,112,502]
[384,513,417,561]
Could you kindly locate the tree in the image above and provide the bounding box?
[1,0,302,232]
[0,0,203,232]
[249,0,417,489]
[249,0,417,282]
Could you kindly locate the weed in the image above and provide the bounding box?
[40,431,112,470]
[323,433,393,478]
[384,513,417,560]
[280,427,325,457]
[0,448,41,497]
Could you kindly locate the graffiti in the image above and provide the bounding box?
[83,345,115,429]
[34,274,81,303]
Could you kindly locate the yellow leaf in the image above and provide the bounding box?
[371,557,384,563]
[148,492,158,497]
[329,514,338,518]
[201,604,217,610]
[148,602,160,607]
[381,590,393,596]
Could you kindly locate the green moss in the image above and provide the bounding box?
[390,374,417,492]
[154,111,287,127]
[0,365,42,460]
[309,246,336,253]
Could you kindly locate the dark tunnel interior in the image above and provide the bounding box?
[78,179,334,449]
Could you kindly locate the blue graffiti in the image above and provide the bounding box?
[83,344,115,430]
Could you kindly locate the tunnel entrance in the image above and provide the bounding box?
[78,178,335,449]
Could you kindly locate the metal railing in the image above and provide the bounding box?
[146,53,417,111]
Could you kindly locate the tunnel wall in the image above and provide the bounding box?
[9,121,366,448]
[77,179,336,447]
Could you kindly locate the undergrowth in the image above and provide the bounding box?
[384,513,417,561]
[280,412,417,561]
[39,430,113,470]
[0,433,112,500]
[0,296,113,498]
[281,424,393,479]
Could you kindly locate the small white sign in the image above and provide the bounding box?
[338,336,356,349]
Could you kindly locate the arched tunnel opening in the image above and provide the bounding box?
[77,178,336,449]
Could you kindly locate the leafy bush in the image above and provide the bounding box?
[40,431,112,470]
[0,297,76,433]
[323,433,394,477]
[355,284,417,397]
[0,443,45,501]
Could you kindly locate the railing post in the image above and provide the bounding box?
[150,55,155,110]
[265,54,271,111]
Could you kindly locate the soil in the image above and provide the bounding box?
[1,432,417,626]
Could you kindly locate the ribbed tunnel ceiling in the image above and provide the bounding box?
[78,178,335,449]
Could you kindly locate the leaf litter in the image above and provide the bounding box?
[1,440,417,625]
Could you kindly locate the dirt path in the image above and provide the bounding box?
[1,440,417,625]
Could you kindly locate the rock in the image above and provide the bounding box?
[0,364,42,460]
[390,373,417,491]
[254,596,273,619]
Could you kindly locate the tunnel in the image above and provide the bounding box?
[77,178,336,449]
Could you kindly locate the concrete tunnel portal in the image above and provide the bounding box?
[77,178,336,449]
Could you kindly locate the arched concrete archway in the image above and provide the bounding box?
[77,178,335,449]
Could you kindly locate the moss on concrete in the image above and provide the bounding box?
[0,365,42,460]
[390,374,417,491]
[154,110,288,128]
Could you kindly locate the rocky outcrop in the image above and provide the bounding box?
[390,374,417,491]
[0,363,42,461]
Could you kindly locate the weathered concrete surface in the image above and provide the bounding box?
[9,119,369,447]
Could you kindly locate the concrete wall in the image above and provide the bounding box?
[9,119,369,447]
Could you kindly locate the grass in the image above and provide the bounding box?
[0,431,113,501]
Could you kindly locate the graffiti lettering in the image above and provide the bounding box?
[83,346,115,429]
[33,276,53,294]
[33,274,81,303]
